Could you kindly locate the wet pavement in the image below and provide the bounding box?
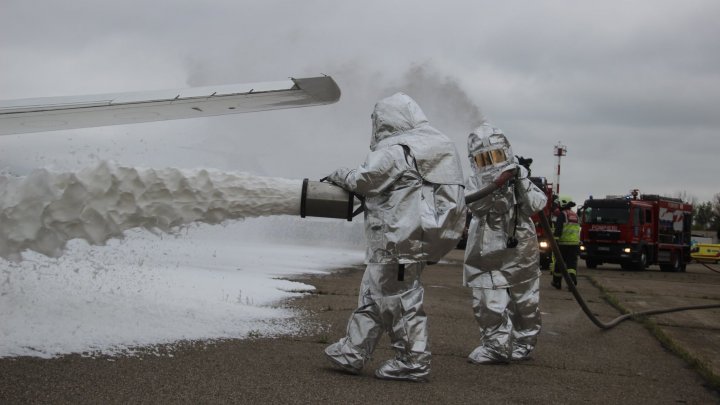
[1,249,719,404]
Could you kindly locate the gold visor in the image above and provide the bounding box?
[473,149,508,168]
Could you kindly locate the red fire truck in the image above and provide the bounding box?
[579,190,693,272]
[530,177,555,270]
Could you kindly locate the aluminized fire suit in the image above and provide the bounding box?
[463,123,547,364]
[324,93,465,381]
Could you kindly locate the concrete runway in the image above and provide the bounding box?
[1,249,719,404]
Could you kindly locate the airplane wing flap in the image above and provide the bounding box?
[0,76,340,135]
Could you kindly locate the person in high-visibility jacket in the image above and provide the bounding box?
[551,196,580,289]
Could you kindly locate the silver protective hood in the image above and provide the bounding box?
[371,93,464,186]
[467,123,515,177]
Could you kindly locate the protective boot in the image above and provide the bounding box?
[567,268,577,288]
[370,276,431,382]
[550,255,562,289]
[374,355,430,382]
[511,344,533,361]
[467,345,510,365]
[324,338,365,375]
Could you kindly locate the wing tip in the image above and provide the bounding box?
[292,76,341,104]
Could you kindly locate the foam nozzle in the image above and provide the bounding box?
[300,179,361,221]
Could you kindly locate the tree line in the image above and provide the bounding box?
[692,192,720,232]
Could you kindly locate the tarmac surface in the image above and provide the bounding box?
[1,249,719,404]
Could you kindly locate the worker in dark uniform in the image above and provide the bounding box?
[550,196,580,289]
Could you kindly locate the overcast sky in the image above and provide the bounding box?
[1,0,719,204]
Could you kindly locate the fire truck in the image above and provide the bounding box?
[579,190,693,272]
[530,177,555,270]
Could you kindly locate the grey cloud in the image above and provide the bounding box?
[1,0,719,203]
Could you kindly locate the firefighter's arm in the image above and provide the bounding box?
[515,165,548,216]
[326,146,407,197]
[554,212,565,238]
[465,171,498,214]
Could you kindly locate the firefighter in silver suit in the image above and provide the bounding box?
[463,123,547,364]
[323,93,465,381]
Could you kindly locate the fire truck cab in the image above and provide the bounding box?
[579,191,692,272]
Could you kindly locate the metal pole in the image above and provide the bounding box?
[553,141,567,195]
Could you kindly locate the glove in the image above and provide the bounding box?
[325,168,353,188]
[494,163,519,187]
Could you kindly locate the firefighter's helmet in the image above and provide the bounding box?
[559,195,575,208]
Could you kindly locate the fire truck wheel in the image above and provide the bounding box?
[635,250,647,271]
[585,259,597,269]
[661,254,683,272]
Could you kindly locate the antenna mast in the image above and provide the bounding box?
[553,141,567,195]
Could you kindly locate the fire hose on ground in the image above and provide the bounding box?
[464,169,720,330]
[699,262,720,274]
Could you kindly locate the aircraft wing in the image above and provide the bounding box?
[0,76,340,136]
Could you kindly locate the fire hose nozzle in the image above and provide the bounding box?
[300,178,362,221]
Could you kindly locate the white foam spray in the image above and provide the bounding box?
[0,161,302,260]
